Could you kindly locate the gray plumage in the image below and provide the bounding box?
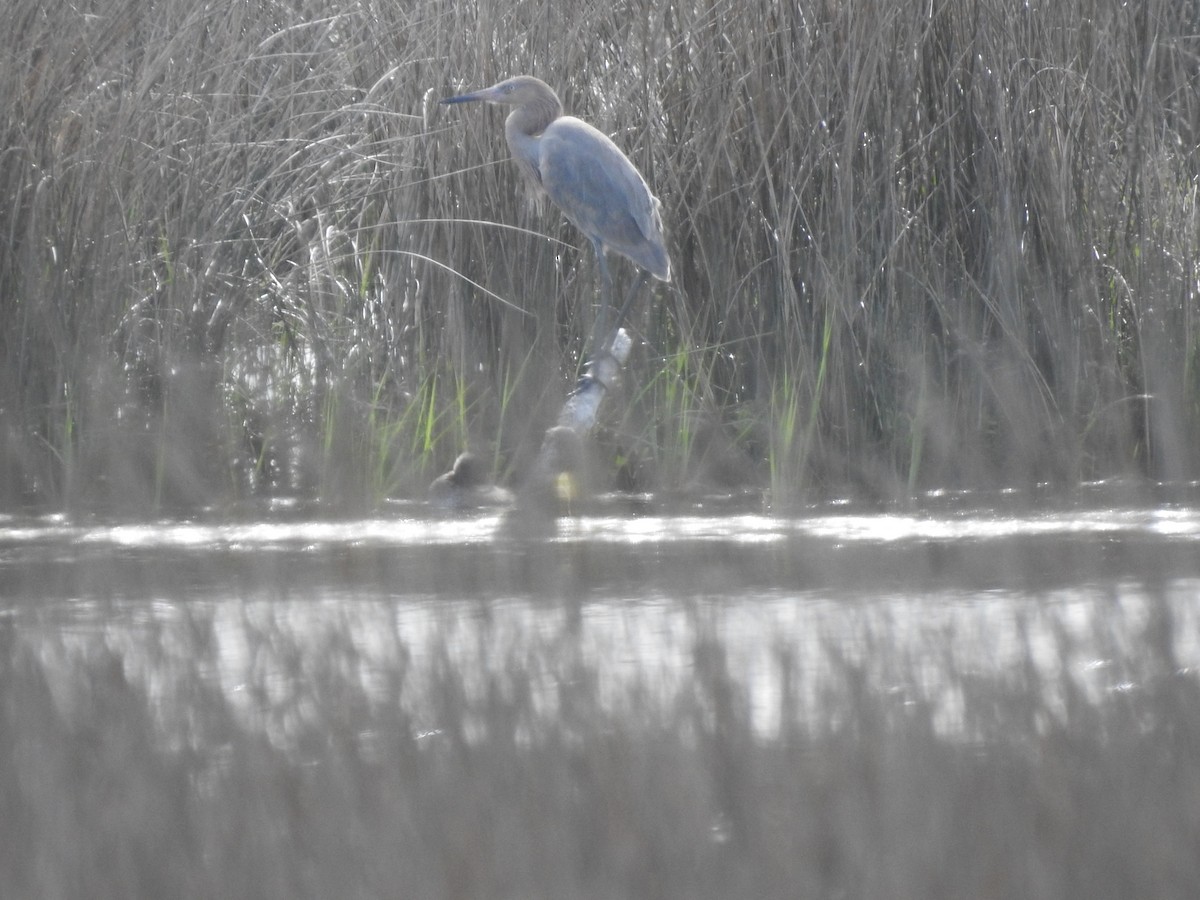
[442,75,670,347]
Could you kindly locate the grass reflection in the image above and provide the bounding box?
[3,584,1199,898]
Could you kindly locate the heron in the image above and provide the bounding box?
[441,75,671,356]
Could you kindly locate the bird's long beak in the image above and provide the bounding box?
[440,86,494,106]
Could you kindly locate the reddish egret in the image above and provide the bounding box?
[441,75,670,354]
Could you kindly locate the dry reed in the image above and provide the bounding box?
[2,0,1197,509]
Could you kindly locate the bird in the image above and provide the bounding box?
[427,451,513,509]
[441,75,670,356]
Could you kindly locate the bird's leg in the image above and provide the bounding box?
[588,269,649,363]
[611,270,650,338]
[588,243,614,359]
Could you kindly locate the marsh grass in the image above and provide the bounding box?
[3,589,1199,898]
[3,0,1199,509]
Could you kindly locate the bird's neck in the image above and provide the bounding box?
[504,93,562,140]
[504,96,561,191]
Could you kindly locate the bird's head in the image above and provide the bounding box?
[448,452,487,487]
[441,75,559,109]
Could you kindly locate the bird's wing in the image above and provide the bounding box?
[539,118,664,255]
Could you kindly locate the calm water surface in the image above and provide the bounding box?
[3,497,1199,736]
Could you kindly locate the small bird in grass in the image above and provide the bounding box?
[441,75,671,355]
[428,452,512,509]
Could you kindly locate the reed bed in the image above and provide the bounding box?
[2,0,1198,509]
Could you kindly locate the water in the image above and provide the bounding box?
[5,495,1199,596]
[5,495,1200,897]
[3,496,1199,739]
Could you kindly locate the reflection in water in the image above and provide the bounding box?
[4,503,1200,897]
[3,505,1199,741]
[5,503,1200,549]
[40,583,1200,740]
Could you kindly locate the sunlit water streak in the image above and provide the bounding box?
[3,504,1199,742]
[5,504,1199,550]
